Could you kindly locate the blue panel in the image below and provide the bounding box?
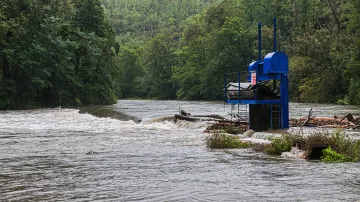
[256,74,281,81]
[248,61,260,72]
[248,61,261,82]
[225,99,283,105]
[263,52,288,74]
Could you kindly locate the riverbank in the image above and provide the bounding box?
[205,123,360,162]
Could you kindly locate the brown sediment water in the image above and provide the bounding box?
[0,100,360,201]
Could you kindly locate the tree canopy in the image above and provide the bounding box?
[0,0,118,109]
[104,0,360,104]
[2,0,360,109]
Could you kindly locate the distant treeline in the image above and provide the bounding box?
[1,0,360,109]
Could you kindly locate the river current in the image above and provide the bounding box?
[1,100,360,201]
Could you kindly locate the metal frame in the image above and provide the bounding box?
[223,18,289,130]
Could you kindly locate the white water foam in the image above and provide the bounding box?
[241,137,271,144]
[250,132,283,140]
[0,109,184,135]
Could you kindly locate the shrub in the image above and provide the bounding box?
[205,132,252,149]
[321,146,352,162]
[264,137,292,155]
[295,130,359,162]
[329,131,360,162]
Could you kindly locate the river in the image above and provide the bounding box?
[0,100,360,201]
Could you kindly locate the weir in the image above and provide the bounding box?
[224,18,289,132]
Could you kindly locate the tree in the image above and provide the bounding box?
[0,0,120,109]
[141,29,179,99]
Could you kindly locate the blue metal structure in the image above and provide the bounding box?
[224,18,289,131]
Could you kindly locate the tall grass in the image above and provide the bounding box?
[205,132,252,149]
[264,137,292,155]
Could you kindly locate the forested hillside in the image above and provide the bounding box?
[100,0,222,99]
[102,0,360,104]
[1,0,360,109]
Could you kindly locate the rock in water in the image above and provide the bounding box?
[243,130,255,137]
[86,151,96,155]
[281,145,306,159]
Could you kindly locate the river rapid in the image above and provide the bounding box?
[1,100,360,201]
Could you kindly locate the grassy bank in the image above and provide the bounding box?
[205,132,253,149]
[205,127,360,162]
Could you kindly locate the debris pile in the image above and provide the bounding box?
[290,108,360,129]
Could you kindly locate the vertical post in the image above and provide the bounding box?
[273,18,277,90]
[246,104,249,129]
[270,104,273,129]
[273,18,277,52]
[237,104,240,123]
[281,73,289,128]
[224,74,227,102]
[258,22,262,61]
[237,72,241,101]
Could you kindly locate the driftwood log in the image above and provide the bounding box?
[290,109,360,129]
[175,110,248,126]
[192,114,226,120]
[301,108,314,127]
[175,114,214,122]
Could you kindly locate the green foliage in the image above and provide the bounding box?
[101,0,220,38]
[101,0,360,103]
[223,126,244,135]
[330,130,360,162]
[205,132,252,149]
[278,131,360,162]
[204,126,360,162]
[264,137,292,155]
[321,146,351,163]
[0,0,119,108]
[347,78,360,105]
[3,0,360,106]
[141,30,179,99]
[0,79,16,109]
[117,46,143,98]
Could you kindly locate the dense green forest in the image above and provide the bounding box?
[1,0,360,109]
[1,0,119,109]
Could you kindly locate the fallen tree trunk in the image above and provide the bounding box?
[175,114,213,122]
[174,114,247,126]
[192,114,226,120]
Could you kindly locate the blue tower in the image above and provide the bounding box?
[224,18,289,131]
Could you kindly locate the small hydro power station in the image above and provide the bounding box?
[224,18,289,132]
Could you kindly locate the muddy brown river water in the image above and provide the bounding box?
[1,100,360,201]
